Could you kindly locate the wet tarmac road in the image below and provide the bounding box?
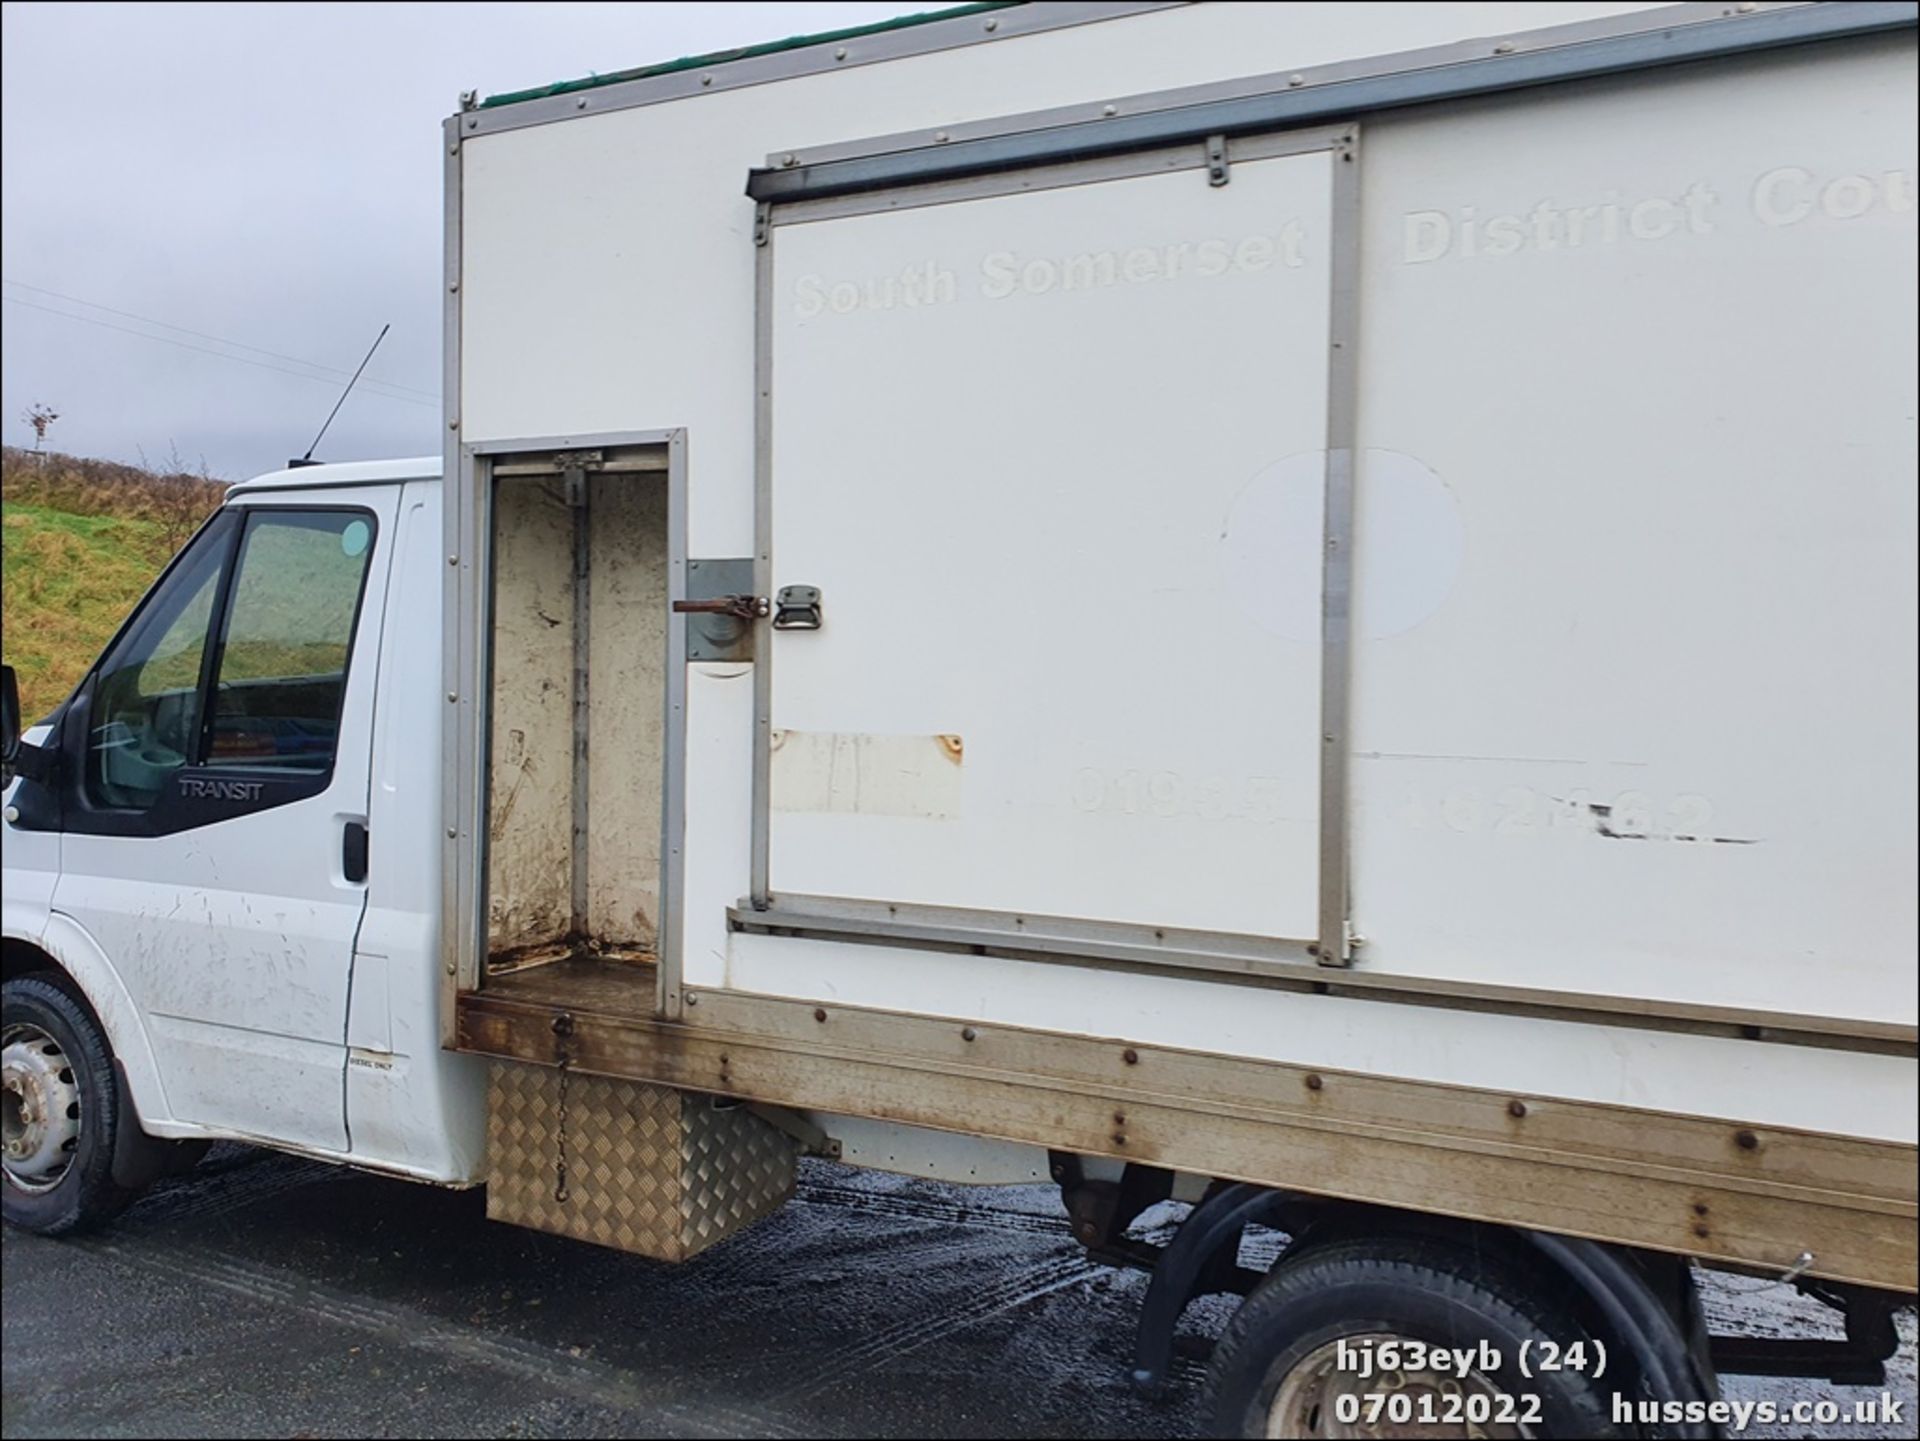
[3,1146,1913,1438]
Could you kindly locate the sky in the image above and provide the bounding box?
[0,1,912,479]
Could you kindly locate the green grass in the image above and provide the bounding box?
[2,500,181,720]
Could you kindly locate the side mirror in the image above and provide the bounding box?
[1,664,56,787]
[1,664,19,766]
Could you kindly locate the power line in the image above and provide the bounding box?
[2,278,439,402]
[2,296,439,411]
[1,279,439,404]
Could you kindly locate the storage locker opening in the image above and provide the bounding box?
[483,447,669,986]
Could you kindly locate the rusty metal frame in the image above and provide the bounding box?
[454,982,1919,1292]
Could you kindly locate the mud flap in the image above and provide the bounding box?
[486,1061,797,1261]
[110,1060,207,1188]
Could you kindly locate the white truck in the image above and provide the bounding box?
[4,3,1915,1435]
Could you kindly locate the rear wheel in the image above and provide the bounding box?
[2,974,139,1234]
[1203,1235,1625,1438]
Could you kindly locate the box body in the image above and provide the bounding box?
[447,3,1917,1177]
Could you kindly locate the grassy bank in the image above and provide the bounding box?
[1,447,225,719]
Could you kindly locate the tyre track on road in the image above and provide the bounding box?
[767,1250,1100,1403]
[124,1154,342,1230]
[98,1152,1104,1424]
[793,1177,1070,1238]
[79,1235,809,1441]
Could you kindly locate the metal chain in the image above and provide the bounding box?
[551,1013,575,1203]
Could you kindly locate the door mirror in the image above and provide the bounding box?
[1,664,18,765]
[1,663,58,786]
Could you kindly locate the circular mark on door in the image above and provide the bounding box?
[1222,449,1463,642]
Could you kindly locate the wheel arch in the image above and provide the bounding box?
[1131,1185,1718,1433]
[6,916,173,1130]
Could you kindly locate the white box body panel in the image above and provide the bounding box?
[1346,40,1918,1022]
[455,5,1917,1144]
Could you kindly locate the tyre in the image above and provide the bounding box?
[1203,1235,1624,1439]
[2,974,140,1234]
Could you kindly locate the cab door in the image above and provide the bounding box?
[52,486,396,1152]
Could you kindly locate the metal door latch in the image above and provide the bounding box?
[1206,133,1229,187]
[672,594,770,621]
[772,585,822,630]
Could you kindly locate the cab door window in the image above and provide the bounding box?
[77,506,376,827]
[206,512,375,772]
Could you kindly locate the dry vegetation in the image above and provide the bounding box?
[3,444,226,550]
[2,446,228,717]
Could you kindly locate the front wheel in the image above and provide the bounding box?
[1203,1235,1626,1438]
[2,974,140,1234]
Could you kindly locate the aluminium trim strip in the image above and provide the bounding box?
[464,430,683,456]
[746,2,1916,202]
[567,462,591,939]
[658,431,691,1019]
[456,2,1185,138]
[1317,126,1360,967]
[762,122,1347,228]
[479,2,1023,108]
[438,115,468,1046]
[728,894,1918,1056]
[750,205,775,910]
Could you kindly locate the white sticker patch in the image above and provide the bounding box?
[770,731,963,819]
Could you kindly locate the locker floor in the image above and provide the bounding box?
[469,952,657,1017]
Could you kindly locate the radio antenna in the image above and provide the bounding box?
[292,322,390,467]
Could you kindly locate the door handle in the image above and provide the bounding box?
[342,820,369,884]
[772,585,823,631]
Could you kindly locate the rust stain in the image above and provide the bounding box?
[485,939,574,975]
[581,938,657,966]
[937,733,964,764]
[485,932,657,975]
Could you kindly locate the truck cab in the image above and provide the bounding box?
[3,458,484,1234]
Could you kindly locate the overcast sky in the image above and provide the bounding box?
[0,1,910,478]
